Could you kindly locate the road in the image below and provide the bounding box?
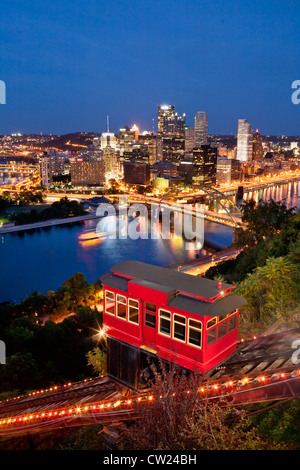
[0,211,100,234]
[169,246,242,275]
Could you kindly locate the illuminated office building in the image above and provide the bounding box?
[123,143,150,164]
[192,145,217,186]
[103,146,118,180]
[252,129,264,161]
[123,162,150,186]
[185,126,195,155]
[101,115,117,150]
[216,157,232,185]
[194,111,208,147]
[138,132,158,165]
[40,155,52,189]
[162,136,185,165]
[237,119,253,162]
[162,112,186,137]
[70,158,105,187]
[157,105,175,134]
[158,104,186,164]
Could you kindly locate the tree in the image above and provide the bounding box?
[123,363,268,450]
[57,273,92,312]
[235,199,296,247]
[236,256,300,334]
[0,352,41,392]
[86,347,107,376]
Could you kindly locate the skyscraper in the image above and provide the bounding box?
[158,104,186,165]
[192,145,217,186]
[252,129,264,161]
[101,115,116,150]
[157,105,175,134]
[184,126,195,156]
[216,157,232,185]
[70,159,105,187]
[237,119,253,162]
[40,155,53,189]
[162,112,186,137]
[194,111,208,147]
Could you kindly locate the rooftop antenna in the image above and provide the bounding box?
[106,115,110,133]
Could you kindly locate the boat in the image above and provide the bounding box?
[78,230,107,241]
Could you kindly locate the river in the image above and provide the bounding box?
[1,180,300,303]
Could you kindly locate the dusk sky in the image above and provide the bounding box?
[0,0,300,135]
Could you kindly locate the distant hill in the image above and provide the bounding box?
[39,132,99,152]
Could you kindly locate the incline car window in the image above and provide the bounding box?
[105,291,115,315]
[159,310,171,336]
[173,314,186,342]
[116,294,127,320]
[206,317,217,346]
[228,314,237,332]
[128,299,139,324]
[145,302,156,328]
[188,319,202,348]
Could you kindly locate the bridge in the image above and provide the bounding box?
[0,188,244,234]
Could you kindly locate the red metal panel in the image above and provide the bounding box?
[103,286,142,348]
[103,282,240,374]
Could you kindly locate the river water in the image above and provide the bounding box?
[1,180,299,303]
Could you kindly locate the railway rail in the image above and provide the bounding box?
[0,328,300,437]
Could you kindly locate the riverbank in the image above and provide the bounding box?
[0,211,99,234]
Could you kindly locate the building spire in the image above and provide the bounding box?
[106,115,110,133]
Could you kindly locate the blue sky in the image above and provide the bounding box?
[0,0,299,135]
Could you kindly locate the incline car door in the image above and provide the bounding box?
[142,300,157,350]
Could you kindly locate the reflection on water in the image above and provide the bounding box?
[242,181,300,208]
[1,181,299,303]
[0,217,218,303]
[207,181,300,214]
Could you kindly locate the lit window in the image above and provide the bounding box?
[173,314,186,342]
[188,319,202,348]
[159,310,171,336]
[105,291,115,315]
[116,294,127,320]
[128,299,139,324]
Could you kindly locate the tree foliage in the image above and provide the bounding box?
[11,197,87,225]
[124,363,270,450]
[0,274,104,392]
[86,347,107,376]
[235,199,295,247]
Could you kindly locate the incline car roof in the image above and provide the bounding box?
[106,260,233,299]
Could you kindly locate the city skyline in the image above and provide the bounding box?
[0,0,300,135]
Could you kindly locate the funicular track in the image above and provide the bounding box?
[1,328,300,437]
